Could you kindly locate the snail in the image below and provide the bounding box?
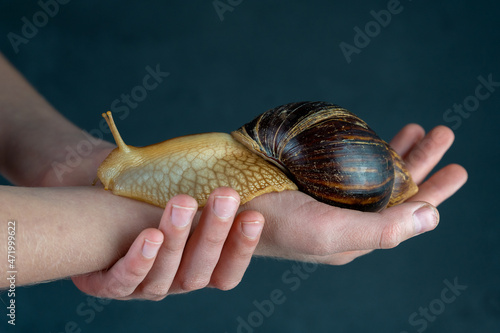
[97,101,418,212]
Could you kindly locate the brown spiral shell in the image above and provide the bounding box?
[231,101,418,212]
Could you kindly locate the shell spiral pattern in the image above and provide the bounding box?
[232,101,416,212]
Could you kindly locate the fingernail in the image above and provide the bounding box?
[171,204,196,228]
[142,239,162,259]
[213,196,239,219]
[241,221,263,240]
[413,205,439,234]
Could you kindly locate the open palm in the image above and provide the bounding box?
[243,124,467,264]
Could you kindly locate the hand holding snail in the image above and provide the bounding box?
[0,51,468,301]
[242,123,467,263]
[97,101,418,212]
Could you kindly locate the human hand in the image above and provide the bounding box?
[71,123,467,299]
[71,187,264,300]
[243,124,468,264]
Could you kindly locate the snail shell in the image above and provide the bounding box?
[97,101,417,212]
[232,101,417,211]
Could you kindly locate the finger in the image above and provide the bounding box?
[389,123,425,158]
[209,210,264,291]
[404,126,455,184]
[170,187,240,293]
[71,228,164,299]
[339,202,440,251]
[408,164,468,207]
[131,194,197,300]
[277,198,440,255]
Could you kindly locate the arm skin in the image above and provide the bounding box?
[0,53,115,187]
[0,185,163,286]
[0,53,468,297]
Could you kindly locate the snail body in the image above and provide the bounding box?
[97,101,417,212]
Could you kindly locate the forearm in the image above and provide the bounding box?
[0,53,113,186]
[0,185,163,287]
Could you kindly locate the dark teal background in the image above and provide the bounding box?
[1,1,499,332]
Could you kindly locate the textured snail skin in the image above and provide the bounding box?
[97,102,417,212]
[98,113,297,208]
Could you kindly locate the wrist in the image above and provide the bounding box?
[39,140,115,187]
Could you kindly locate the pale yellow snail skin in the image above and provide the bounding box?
[97,112,298,208]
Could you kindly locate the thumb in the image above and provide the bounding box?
[373,201,439,250]
[333,201,440,252]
